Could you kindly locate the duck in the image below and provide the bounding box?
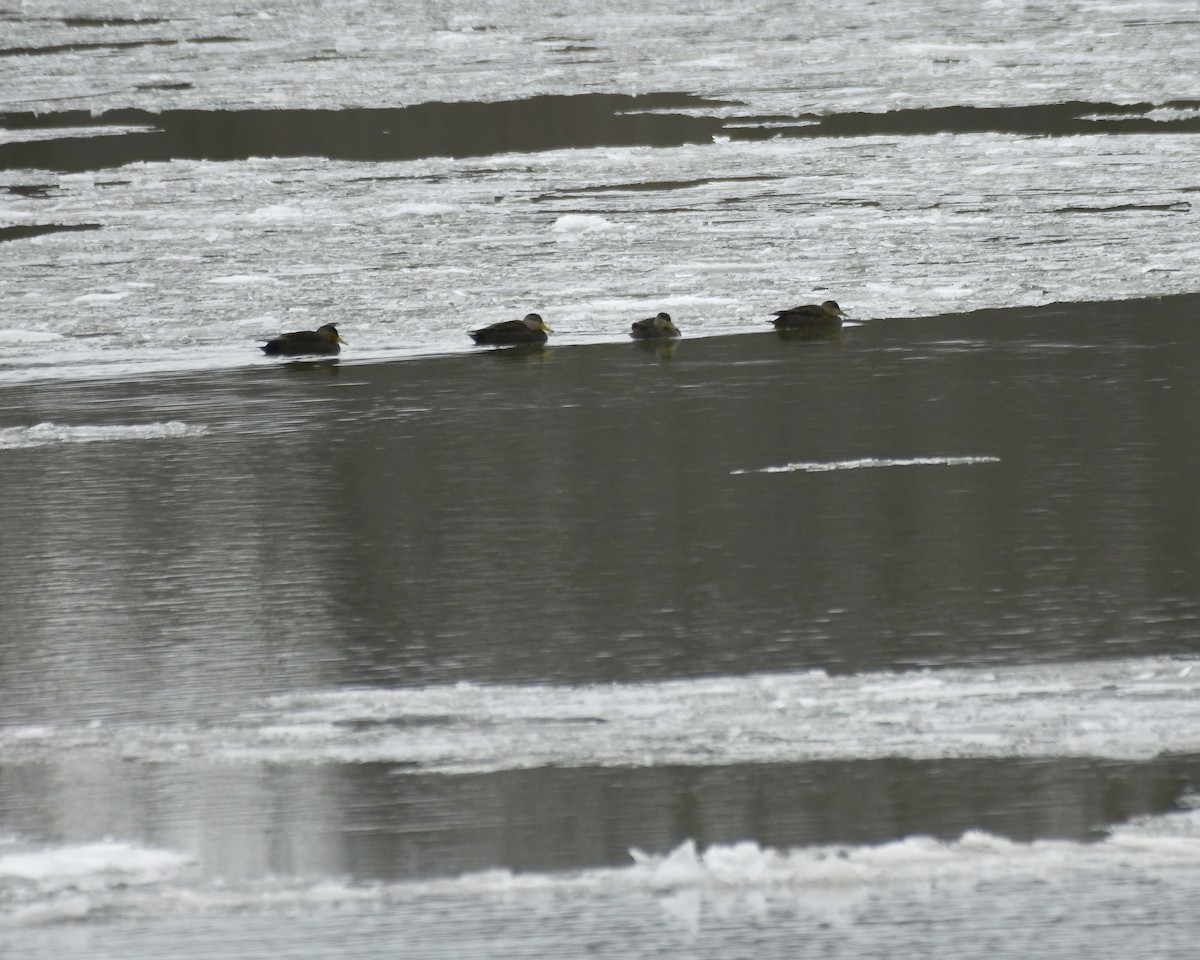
[469,313,552,345]
[770,300,845,329]
[630,312,681,340]
[260,323,346,356]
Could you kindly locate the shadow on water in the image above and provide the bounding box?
[5,96,1200,172]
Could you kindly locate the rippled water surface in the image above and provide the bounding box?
[3,1,1200,957]
[2,298,1200,957]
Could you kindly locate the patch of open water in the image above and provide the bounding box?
[3,2,1200,955]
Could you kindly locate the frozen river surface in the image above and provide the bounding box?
[3,1,1200,957]
[2,0,1200,380]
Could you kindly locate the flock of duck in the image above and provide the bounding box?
[258,300,847,356]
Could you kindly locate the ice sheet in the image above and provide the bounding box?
[3,1,1200,384]
[0,421,207,449]
[3,131,1198,383]
[3,656,1198,770]
[2,1,1199,115]
[731,455,1001,475]
[3,809,1200,933]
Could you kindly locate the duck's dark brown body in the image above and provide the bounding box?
[469,313,552,345]
[261,323,346,356]
[630,312,681,340]
[770,301,845,329]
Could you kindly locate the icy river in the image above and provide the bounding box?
[3,1,1200,957]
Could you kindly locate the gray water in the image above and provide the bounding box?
[3,296,1200,956]
[3,297,1200,715]
[4,1,1200,956]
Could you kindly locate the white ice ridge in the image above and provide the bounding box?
[0,422,208,450]
[0,840,191,927]
[5,811,1200,927]
[449,807,1200,898]
[731,455,1001,475]
[5,656,1199,769]
[0,841,188,887]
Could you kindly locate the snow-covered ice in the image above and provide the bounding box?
[2,656,1198,770]
[2,1,1199,383]
[0,421,207,449]
[2,3,1199,956]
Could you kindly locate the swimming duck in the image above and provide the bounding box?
[469,313,552,345]
[630,312,681,340]
[770,300,845,329]
[260,323,346,356]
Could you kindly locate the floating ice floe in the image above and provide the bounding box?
[0,422,208,450]
[3,656,1199,769]
[4,810,1200,928]
[0,841,188,887]
[5,128,1200,382]
[0,330,63,344]
[552,214,616,236]
[0,125,158,146]
[205,274,281,285]
[72,291,130,303]
[0,841,191,928]
[731,455,1001,475]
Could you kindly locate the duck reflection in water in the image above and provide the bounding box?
[632,338,679,360]
[281,358,341,374]
[775,325,842,344]
[485,342,553,362]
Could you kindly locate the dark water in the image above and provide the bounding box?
[3,6,1199,954]
[2,293,1200,886]
[5,96,1200,173]
[1,754,1199,882]
[2,295,1199,723]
